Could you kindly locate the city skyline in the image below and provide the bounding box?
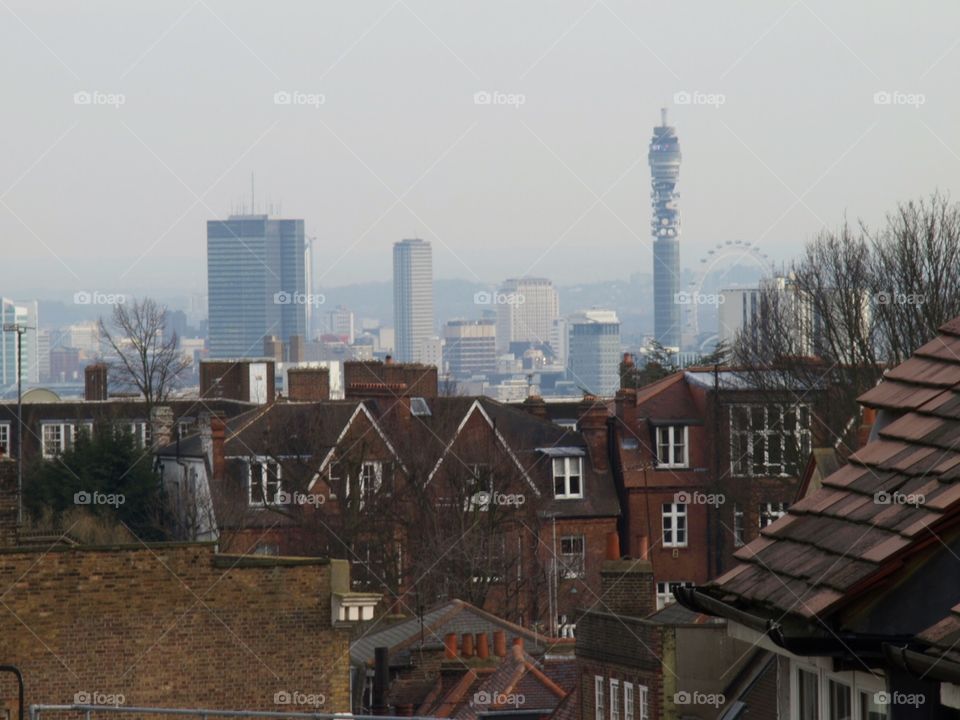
[2,2,957,300]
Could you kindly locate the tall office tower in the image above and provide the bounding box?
[649,108,682,350]
[207,214,306,359]
[444,319,496,377]
[1,299,39,387]
[567,310,620,396]
[393,238,434,362]
[494,277,560,353]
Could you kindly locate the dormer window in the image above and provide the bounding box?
[655,425,688,468]
[553,456,583,499]
[249,459,282,506]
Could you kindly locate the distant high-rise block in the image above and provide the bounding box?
[444,320,496,377]
[493,277,560,353]
[206,215,306,359]
[567,310,620,396]
[1,299,39,386]
[393,239,434,363]
[649,109,682,350]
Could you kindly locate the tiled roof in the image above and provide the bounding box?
[707,318,960,620]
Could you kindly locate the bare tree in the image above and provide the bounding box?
[99,297,191,410]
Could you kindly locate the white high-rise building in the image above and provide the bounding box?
[494,278,560,353]
[567,309,620,397]
[393,239,434,363]
[1,299,39,387]
[719,276,817,355]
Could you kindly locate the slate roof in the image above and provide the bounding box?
[706,317,960,621]
[350,598,569,667]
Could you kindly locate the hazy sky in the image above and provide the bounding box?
[2,1,958,302]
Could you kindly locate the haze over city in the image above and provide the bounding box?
[3,0,958,301]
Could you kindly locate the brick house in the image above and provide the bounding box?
[678,316,960,717]
[0,456,377,716]
[612,366,827,610]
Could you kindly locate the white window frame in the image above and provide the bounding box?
[559,535,586,579]
[662,502,687,547]
[624,683,634,720]
[729,404,811,477]
[734,504,745,547]
[638,686,648,720]
[41,422,87,458]
[609,679,620,720]
[655,425,689,468]
[346,461,383,509]
[0,422,10,455]
[789,660,887,720]
[759,502,787,530]
[553,456,583,499]
[656,580,692,610]
[594,676,605,720]
[248,458,283,506]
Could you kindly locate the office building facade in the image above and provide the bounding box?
[393,239,434,363]
[443,320,496,377]
[494,277,560,353]
[567,309,620,396]
[206,215,306,359]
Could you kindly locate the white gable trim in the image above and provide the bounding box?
[308,402,406,490]
[426,399,540,496]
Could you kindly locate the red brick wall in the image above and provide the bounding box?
[0,544,351,714]
[551,517,619,619]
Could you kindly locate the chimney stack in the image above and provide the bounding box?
[578,395,610,471]
[84,363,108,401]
[600,545,655,618]
[287,367,331,402]
[210,415,227,481]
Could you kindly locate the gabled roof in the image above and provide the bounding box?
[702,317,960,621]
[350,598,568,667]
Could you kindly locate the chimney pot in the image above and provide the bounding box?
[605,531,621,561]
[444,632,458,659]
[511,640,525,661]
[461,633,474,658]
[476,633,489,659]
[493,630,507,657]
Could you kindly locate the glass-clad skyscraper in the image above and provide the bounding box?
[206,215,306,358]
[649,108,682,350]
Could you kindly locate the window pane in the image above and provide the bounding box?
[798,669,818,720]
[829,680,851,720]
